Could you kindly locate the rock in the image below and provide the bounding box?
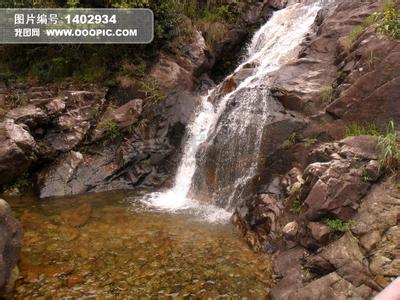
[6,105,47,129]
[44,98,66,117]
[67,275,84,288]
[338,136,379,160]
[327,38,400,128]
[269,247,309,300]
[305,233,378,289]
[92,99,143,140]
[191,91,306,209]
[45,90,107,152]
[233,194,283,253]
[60,203,92,227]
[283,221,299,239]
[151,54,193,93]
[110,99,142,128]
[307,222,331,244]
[0,199,23,294]
[0,119,37,185]
[302,160,370,221]
[37,151,84,198]
[287,272,373,300]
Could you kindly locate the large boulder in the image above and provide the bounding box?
[6,105,47,129]
[301,136,379,221]
[0,199,23,294]
[0,119,37,185]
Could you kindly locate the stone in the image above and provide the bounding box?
[233,194,283,253]
[0,119,37,185]
[287,272,372,300]
[45,98,66,116]
[60,203,92,227]
[283,221,299,239]
[307,222,331,244]
[0,199,23,293]
[305,233,378,289]
[6,104,47,129]
[45,90,106,152]
[338,136,379,160]
[37,151,84,198]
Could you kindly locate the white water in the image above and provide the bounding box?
[142,1,324,222]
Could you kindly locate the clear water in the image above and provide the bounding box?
[6,192,272,299]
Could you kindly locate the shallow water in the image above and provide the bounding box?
[6,191,272,299]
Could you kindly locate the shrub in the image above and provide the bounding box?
[378,121,400,171]
[140,77,166,102]
[324,218,353,233]
[99,120,121,140]
[345,122,381,137]
[373,1,400,39]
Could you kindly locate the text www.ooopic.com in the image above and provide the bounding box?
[45,28,138,37]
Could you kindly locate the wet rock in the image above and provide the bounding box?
[0,199,23,294]
[233,194,283,253]
[6,105,47,129]
[37,151,84,198]
[0,119,37,185]
[61,203,92,227]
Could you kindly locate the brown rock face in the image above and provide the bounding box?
[6,105,47,129]
[327,37,400,128]
[0,119,37,185]
[0,199,23,294]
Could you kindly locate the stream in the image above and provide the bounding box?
[6,192,272,298]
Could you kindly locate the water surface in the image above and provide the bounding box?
[7,192,272,298]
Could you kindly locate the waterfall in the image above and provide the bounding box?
[142,1,325,222]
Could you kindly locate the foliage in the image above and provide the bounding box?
[324,218,353,233]
[290,198,302,215]
[373,1,400,39]
[3,173,32,191]
[345,122,381,137]
[139,77,165,102]
[378,121,400,171]
[99,120,121,140]
[303,138,318,148]
[342,25,366,50]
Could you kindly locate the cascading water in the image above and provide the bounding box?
[143,1,326,222]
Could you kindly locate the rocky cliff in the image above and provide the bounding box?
[233,0,400,298]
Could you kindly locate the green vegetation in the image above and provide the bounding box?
[324,218,353,233]
[290,198,302,215]
[0,0,244,84]
[303,138,318,148]
[342,25,366,50]
[362,172,373,183]
[345,122,381,137]
[342,1,399,50]
[3,173,32,191]
[378,121,400,171]
[373,0,400,39]
[99,120,121,140]
[139,77,165,102]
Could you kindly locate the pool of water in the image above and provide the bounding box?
[6,191,272,298]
